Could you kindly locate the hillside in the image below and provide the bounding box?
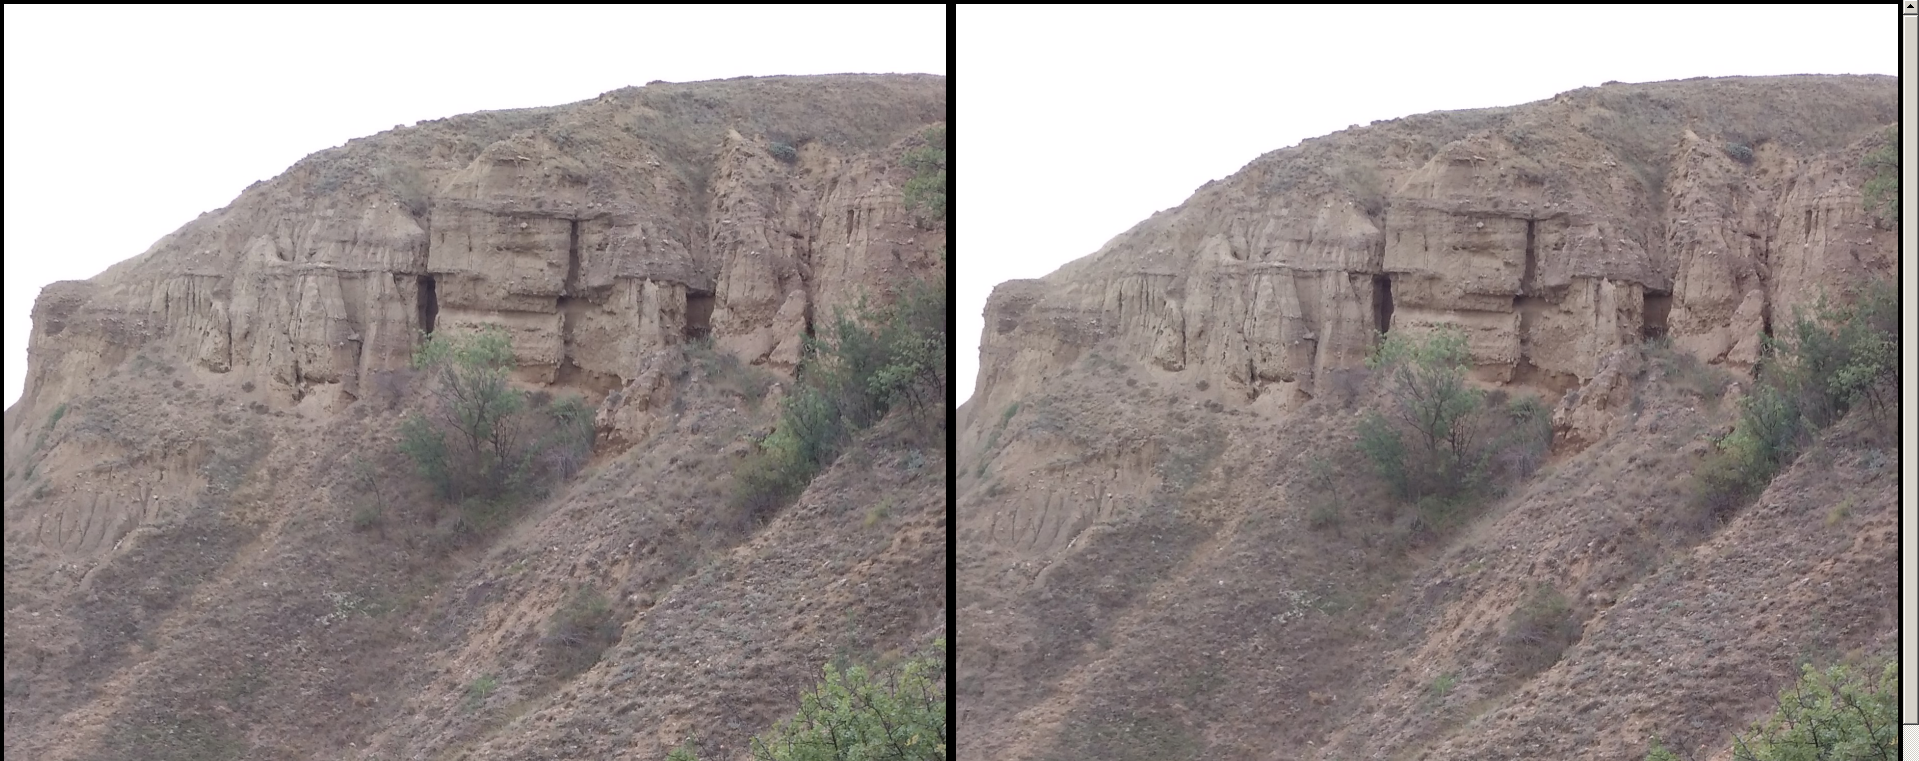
[957,75,1896,760]
[4,74,947,760]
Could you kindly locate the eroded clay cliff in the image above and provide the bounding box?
[958,75,1895,761]
[967,75,1893,440]
[12,74,944,438]
[2,74,946,761]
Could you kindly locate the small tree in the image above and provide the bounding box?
[748,640,948,761]
[1730,658,1896,760]
[1359,327,1486,503]
[402,327,526,500]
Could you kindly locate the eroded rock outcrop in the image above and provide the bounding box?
[969,76,1894,430]
[11,75,945,440]
[958,75,1896,761]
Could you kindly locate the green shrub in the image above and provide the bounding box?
[1356,328,1548,527]
[1501,584,1579,679]
[1729,657,1895,760]
[1724,142,1755,163]
[1768,281,1897,428]
[462,674,497,712]
[1644,737,1683,761]
[46,403,67,429]
[541,587,619,679]
[748,640,947,761]
[769,142,798,164]
[1691,278,1895,516]
[732,261,946,516]
[666,743,701,761]
[401,327,593,506]
[403,327,525,499]
[1861,124,1897,229]
[902,125,947,227]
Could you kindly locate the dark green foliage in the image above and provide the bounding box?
[1724,142,1755,163]
[746,640,947,761]
[769,141,799,163]
[732,261,946,517]
[1860,125,1897,229]
[1730,657,1896,760]
[902,125,946,227]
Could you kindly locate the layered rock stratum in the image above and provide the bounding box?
[958,75,1894,760]
[4,74,946,761]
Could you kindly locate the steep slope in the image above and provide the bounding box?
[4,74,946,761]
[957,75,1894,760]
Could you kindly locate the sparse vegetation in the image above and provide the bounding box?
[733,258,946,519]
[46,403,67,429]
[768,141,798,164]
[687,337,777,409]
[1861,124,1897,229]
[462,673,498,712]
[1301,454,1343,533]
[902,124,947,227]
[1729,657,1895,760]
[540,587,620,679]
[1500,584,1580,680]
[1691,278,1895,517]
[1724,142,1755,163]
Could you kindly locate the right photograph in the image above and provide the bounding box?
[955,6,1898,760]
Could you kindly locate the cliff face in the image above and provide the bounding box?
[966,76,1893,444]
[12,74,944,434]
[3,75,946,761]
[958,76,1894,761]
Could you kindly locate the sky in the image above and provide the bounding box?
[956,4,1896,408]
[2,4,945,410]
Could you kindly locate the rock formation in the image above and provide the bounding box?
[1,75,946,761]
[10,74,945,435]
[968,75,1894,442]
[958,75,1895,761]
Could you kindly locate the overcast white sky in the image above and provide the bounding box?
[956,4,1895,408]
[2,4,944,410]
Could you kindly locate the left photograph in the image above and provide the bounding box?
[2,5,948,761]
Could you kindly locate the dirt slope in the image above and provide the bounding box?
[957,75,1894,760]
[4,74,947,761]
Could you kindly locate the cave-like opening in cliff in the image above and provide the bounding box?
[417,276,438,335]
[1642,291,1671,340]
[566,219,581,294]
[1372,274,1394,334]
[685,289,714,340]
[1522,219,1538,293]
